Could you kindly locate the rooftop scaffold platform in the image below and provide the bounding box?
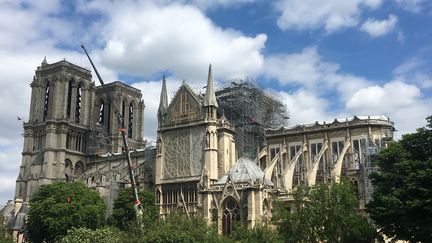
[215,78,289,159]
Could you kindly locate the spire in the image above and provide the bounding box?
[158,75,168,114]
[204,64,218,107]
[41,56,47,66]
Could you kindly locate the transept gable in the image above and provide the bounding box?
[165,82,204,124]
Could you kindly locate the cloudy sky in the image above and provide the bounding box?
[1,0,431,205]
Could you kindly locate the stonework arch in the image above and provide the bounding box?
[64,159,73,181]
[74,161,84,177]
[220,196,240,235]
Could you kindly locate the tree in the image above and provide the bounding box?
[27,182,106,243]
[143,212,221,243]
[368,116,432,242]
[111,187,158,231]
[230,223,283,243]
[0,214,13,243]
[60,227,123,243]
[273,180,378,243]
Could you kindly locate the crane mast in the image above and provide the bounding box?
[80,43,105,86]
[116,111,144,219]
[80,43,143,222]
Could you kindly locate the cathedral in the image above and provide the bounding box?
[1,57,395,239]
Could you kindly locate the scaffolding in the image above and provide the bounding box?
[216,78,289,159]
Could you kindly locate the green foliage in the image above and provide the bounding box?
[230,223,283,243]
[111,188,158,231]
[273,181,378,243]
[368,115,432,242]
[27,182,106,243]
[60,227,123,243]
[143,212,221,243]
[0,214,13,243]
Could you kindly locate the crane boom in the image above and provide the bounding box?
[80,43,105,86]
[115,111,144,219]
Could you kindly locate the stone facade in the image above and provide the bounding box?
[155,65,274,233]
[15,58,146,202]
[263,116,395,207]
[3,58,396,239]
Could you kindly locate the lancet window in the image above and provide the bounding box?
[75,84,82,123]
[43,83,50,120]
[128,102,133,138]
[66,80,72,117]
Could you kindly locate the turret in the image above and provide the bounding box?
[158,75,168,126]
[203,64,218,121]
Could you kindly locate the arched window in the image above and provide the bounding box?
[122,100,126,127]
[293,158,303,187]
[43,83,50,120]
[106,101,111,132]
[128,102,133,138]
[65,159,73,181]
[222,197,240,235]
[99,100,104,124]
[75,84,82,123]
[66,131,71,149]
[74,161,84,177]
[66,80,72,118]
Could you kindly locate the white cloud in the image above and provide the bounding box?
[81,2,266,83]
[360,14,398,37]
[264,47,339,89]
[278,89,333,125]
[263,47,372,98]
[393,56,432,89]
[264,47,430,139]
[180,0,256,10]
[0,0,268,205]
[346,81,431,136]
[0,175,17,205]
[274,0,383,32]
[396,0,430,13]
[0,0,430,206]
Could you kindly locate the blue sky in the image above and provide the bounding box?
[0,0,431,205]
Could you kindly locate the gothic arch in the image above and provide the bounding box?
[157,137,163,155]
[66,79,76,118]
[206,130,210,148]
[43,80,50,121]
[74,161,84,177]
[75,83,82,123]
[121,98,129,127]
[293,158,303,187]
[98,98,105,124]
[351,179,359,196]
[77,80,88,89]
[65,159,73,181]
[128,101,135,138]
[105,97,112,132]
[220,196,240,235]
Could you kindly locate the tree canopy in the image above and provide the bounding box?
[143,212,221,243]
[27,182,106,243]
[60,227,123,243]
[111,187,158,231]
[368,115,432,242]
[273,180,378,243]
[0,214,13,243]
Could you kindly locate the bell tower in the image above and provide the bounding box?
[16,58,94,201]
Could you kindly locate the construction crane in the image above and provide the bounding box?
[80,43,105,86]
[81,43,143,222]
[115,110,144,220]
